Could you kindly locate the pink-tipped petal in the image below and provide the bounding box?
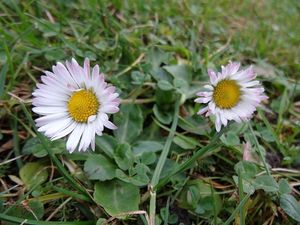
[208,69,217,85]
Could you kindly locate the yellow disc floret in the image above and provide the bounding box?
[67,90,99,123]
[213,79,241,109]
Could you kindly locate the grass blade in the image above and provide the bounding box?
[149,97,180,225]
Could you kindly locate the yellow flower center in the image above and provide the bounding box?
[213,79,241,109]
[67,90,99,123]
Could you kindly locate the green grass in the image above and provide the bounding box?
[1,0,300,224]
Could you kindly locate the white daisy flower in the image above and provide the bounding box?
[32,58,120,153]
[195,62,268,132]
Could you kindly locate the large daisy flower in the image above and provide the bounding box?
[195,62,267,132]
[32,58,120,153]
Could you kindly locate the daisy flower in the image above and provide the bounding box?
[32,58,120,153]
[195,62,267,132]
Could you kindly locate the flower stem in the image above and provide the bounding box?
[248,122,270,175]
[149,98,180,225]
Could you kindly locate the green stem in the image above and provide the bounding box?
[248,122,270,175]
[149,98,180,225]
[20,104,91,200]
[238,170,245,225]
[156,128,226,190]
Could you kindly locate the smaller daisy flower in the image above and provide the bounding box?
[195,62,268,132]
[32,58,120,153]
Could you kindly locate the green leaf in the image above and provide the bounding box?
[155,88,175,106]
[116,168,149,186]
[19,162,48,190]
[178,179,222,216]
[173,78,189,96]
[233,175,255,195]
[220,131,240,146]
[5,200,44,223]
[234,161,258,179]
[95,134,118,158]
[113,143,134,171]
[153,104,173,124]
[280,194,300,222]
[84,154,117,181]
[178,115,209,135]
[22,137,65,158]
[146,48,172,82]
[27,200,44,219]
[132,141,163,155]
[114,104,143,143]
[146,47,170,69]
[96,218,106,225]
[160,207,178,224]
[94,180,140,217]
[131,71,150,85]
[279,179,292,194]
[253,175,279,193]
[257,127,275,142]
[140,152,157,165]
[157,80,174,91]
[150,67,173,83]
[163,64,192,83]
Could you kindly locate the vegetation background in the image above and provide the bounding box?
[0,0,300,224]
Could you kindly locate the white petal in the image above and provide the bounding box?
[78,125,92,152]
[35,113,68,127]
[53,63,77,88]
[33,106,67,115]
[33,88,68,100]
[208,69,217,85]
[88,115,97,123]
[92,65,100,81]
[103,120,117,130]
[196,91,212,97]
[219,111,228,126]
[38,117,71,135]
[197,106,208,115]
[208,101,216,114]
[41,75,71,92]
[215,114,222,132]
[32,98,67,107]
[66,124,85,153]
[51,121,77,141]
[44,118,72,138]
[194,96,212,103]
[83,58,90,78]
[225,62,240,76]
[65,59,85,88]
[232,66,255,81]
[241,80,260,88]
[204,85,214,90]
[95,116,104,135]
[100,105,119,114]
[91,136,96,151]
